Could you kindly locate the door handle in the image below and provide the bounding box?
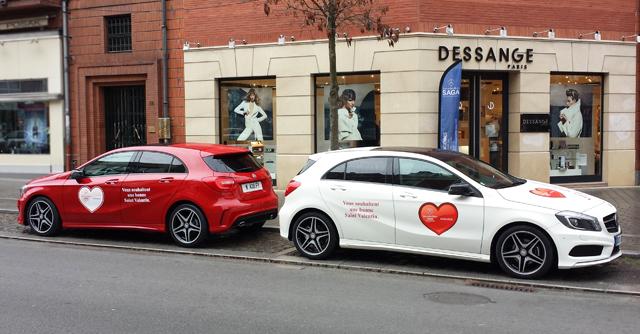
[159,177,174,183]
[105,179,119,185]
[330,186,347,191]
[399,192,417,199]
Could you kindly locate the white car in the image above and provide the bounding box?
[279,147,622,279]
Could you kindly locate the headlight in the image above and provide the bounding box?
[555,211,601,231]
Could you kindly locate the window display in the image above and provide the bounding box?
[549,74,602,181]
[314,73,380,152]
[0,102,49,154]
[219,78,277,184]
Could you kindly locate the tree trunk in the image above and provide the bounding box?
[328,4,339,150]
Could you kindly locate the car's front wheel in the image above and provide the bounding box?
[26,196,61,236]
[168,204,208,247]
[495,225,556,279]
[292,212,338,260]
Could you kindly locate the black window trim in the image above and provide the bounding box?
[392,157,462,193]
[321,156,393,185]
[131,150,189,174]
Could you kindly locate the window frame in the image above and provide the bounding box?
[82,150,137,177]
[392,157,462,192]
[321,156,393,185]
[105,14,132,53]
[131,150,188,174]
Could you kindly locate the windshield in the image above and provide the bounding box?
[431,152,525,189]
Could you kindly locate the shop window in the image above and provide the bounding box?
[314,73,380,152]
[549,74,603,182]
[0,79,47,94]
[106,14,132,52]
[219,78,277,184]
[0,102,49,154]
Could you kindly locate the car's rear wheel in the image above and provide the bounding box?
[168,204,208,247]
[495,225,555,279]
[292,212,338,260]
[26,197,61,236]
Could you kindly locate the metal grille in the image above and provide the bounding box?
[104,85,146,150]
[106,14,132,52]
[0,79,47,94]
[603,213,619,233]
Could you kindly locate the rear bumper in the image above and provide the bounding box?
[205,190,279,233]
[232,210,278,228]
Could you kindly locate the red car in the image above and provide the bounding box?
[17,144,278,247]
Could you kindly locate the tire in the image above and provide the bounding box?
[494,225,556,279]
[238,221,265,233]
[26,196,61,236]
[168,204,208,248]
[292,211,338,260]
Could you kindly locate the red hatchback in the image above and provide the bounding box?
[17,144,278,247]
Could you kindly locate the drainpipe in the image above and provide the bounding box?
[159,0,171,144]
[62,0,72,169]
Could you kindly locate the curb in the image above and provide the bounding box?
[0,208,18,214]
[1,233,639,297]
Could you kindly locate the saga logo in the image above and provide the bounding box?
[442,78,460,96]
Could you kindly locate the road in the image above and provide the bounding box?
[1,239,638,334]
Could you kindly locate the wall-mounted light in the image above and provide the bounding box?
[533,28,554,39]
[30,38,39,44]
[290,35,295,42]
[277,34,285,45]
[579,30,601,40]
[228,38,235,49]
[621,34,640,43]
[241,39,247,45]
[485,26,507,37]
[183,41,190,51]
[404,26,411,33]
[433,24,453,36]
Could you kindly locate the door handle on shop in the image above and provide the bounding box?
[159,177,174,183]
[105,179,119,185]
[399,193,417,199]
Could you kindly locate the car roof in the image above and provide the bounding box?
[310,146,465,161]
[111,143,249,156]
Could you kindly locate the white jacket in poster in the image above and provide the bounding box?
[557,99,583,138]
[338,107,362,141]
[234,101,268,141]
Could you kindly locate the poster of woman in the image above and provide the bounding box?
[224,87,274,142]
[321,83,378,149]
[550,85,593,138]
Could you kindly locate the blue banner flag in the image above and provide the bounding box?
[438,60,462,151]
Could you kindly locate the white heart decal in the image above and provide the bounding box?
[78,186,104,213]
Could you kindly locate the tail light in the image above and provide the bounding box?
[203,176,236,192]
[284,180,301,197]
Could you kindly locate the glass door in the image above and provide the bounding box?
[459,73,508,171]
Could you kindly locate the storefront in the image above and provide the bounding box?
[183,34,636,188]
[0,31,64,173]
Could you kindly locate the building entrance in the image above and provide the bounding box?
[459,72,508,171]
[104,85,146,150]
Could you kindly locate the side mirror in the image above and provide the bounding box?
[448,182,474,196]
[70,169,85,180]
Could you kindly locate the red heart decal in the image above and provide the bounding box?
[418,202,458,235]
[530,188,565,198]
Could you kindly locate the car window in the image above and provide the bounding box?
[323,163,345,180]
[169,157,187,173]
[83,151,136,177]
[297,159,317,175]
[203,153,261,173]
[135,151,174,173]
[345,157,389,184]
[396,158,460,191]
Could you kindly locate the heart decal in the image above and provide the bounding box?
[78,186,104,213]
[530,188,565,198]
[418,202,458,235]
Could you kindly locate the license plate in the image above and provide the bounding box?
[241,181,263,193]
[614,234,622,247]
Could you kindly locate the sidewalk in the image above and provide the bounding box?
[1,173,638,254]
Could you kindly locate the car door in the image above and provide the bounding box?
[393,157,484,254]
[62,151,136,226]
[120,151,188,227]
[318,157,395,245]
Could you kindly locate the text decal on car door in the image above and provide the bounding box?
[78,186,104,213]
[418,202,458,235]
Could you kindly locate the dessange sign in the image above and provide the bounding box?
[438,46,534,70]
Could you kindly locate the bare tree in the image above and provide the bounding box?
[264,0,395,150]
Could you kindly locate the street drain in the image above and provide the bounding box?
[424,292,493,305]
[465,280,536,293]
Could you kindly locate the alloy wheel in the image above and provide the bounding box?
[500,231,547,276]
[171,207,202,245]
[28,200,54,234]
[295,216,331,256]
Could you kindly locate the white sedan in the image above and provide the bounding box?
[280,147,622,279]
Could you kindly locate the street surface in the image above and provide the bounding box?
[1,239,639,334]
